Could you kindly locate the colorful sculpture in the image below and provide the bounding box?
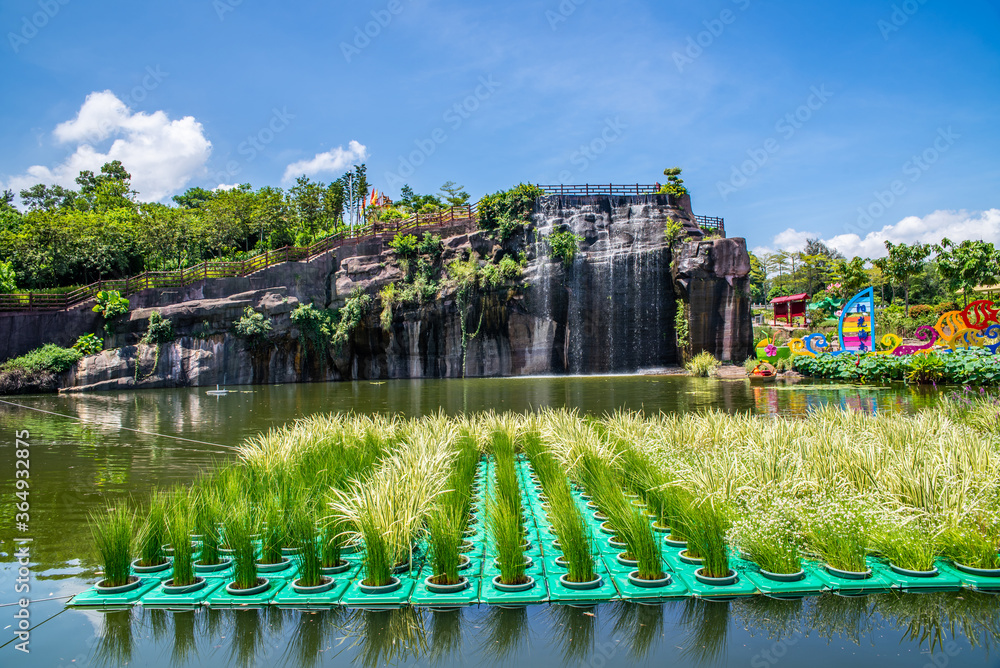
[838,287,875,354]
[784,286,1000,360]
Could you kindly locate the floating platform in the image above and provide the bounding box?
[68,457,996,610]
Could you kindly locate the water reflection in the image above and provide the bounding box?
[81,591,1000,668]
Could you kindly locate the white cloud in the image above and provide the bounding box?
[214,183,238,192]
[282,141,368,183]
[754,209,1000,259]
[2,91,211,202]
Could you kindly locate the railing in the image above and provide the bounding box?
[0,205,477,312]
[538,184,726,237]
[537,183,663,197]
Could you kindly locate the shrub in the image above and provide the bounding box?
[477,183,544,242]
[548,230,584,266]
[794,348,1000,386]
[686,351,720,377]
[482,256,524,290]
[141,312,174,345]
[1,344,82,373]
[0,260,16,293]
[417,233,443,260]
[73,333,104,356]
[331,289,373,351]
[93,290,130,320]
[290,303,336,351]
[388,233,419,258]
[935,301,960,314]
[233,307,273,347]
[908,304,934,318]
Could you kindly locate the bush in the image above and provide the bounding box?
[685,351,720,377]
[1,344,82,373]
[548,229,584,266]
[936,301,960,314]
[388,233,419,259]
[482,256,524,290]
[794,348,1000,385]
[908,304,934,318]
[476,183,544,242]
[233,307,273,347]
[141,311,174,344]
[0,260,16,293]
[417,233,443,260]
[73,333,104,355]
[331,289,373,351]
[92,290,129,320]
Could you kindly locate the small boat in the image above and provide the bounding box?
[206,384,230,396]
[748,362,777,384]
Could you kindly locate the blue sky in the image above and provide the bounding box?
[1,0,998,257]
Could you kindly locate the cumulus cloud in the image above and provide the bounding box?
[2,91,211,202]
[753,209,1000,259]
[282,141,368,183]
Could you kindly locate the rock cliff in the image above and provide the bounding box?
[3,194,753,393]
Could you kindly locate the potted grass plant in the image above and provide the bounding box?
[257,501,291,573]
[490,496,533,592]
[620,507,669,587]
[291,511,334,593]
[728,501,804,581]
[685,500,737,586]
[133,492,171,574]
[548,489,601,589]
[319,515,352,575]
[163,505,206,594]
[877,522,940,577]
[804,497,874,579]
[225,503,270,596]
[92,506,140,593]
[425,505,469,593]
[194,490,230,573]
[941,523,1000,576]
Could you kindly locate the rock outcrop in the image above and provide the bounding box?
[4,194,753,392]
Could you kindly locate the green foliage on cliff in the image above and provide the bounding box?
[389,233,419,258]
[0,260,16,293]
[92,290,129,320]
[1,344,82,373]
[233,307,273,348]
[73,333,104,356]
[476,183,544,242]
[658,167,688,198]
[331,289,373,351]
[141,311,175,344]
[548,230,584,267]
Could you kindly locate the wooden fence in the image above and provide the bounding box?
[0,205,476,312]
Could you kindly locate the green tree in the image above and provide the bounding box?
[19,183,78,212]
[934,238,1000,306]
[873,241,931,316]
[833,256,869,297]
[172,187,215,209]
[439,181,470,207]
[748,252,767,303]
[658,167,688,197]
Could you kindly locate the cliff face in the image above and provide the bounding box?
[47,195,753,392]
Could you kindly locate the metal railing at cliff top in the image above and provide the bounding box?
[0,204,476,313]
[536,184,725,236]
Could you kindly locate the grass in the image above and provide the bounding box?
[225,502,259,590]
[319,510,349,569]
[291,509,325,588]
[194,489,223,567]
[258,499,286,565]
[682,499,731,578]
[490,495,527,586]
[877,522,940,572]
[728,498,802,575]
[167,502,197,586]
[685,350,721,377]
[426,505,463,585]
[548,491,596,583]
[941,523,1000,570]
[137,491,168,568]
[91,506,135,587]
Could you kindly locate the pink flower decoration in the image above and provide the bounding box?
[765,344,778,357]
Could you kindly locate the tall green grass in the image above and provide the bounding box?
[91,506,135,587]
[167,502,197,586]
[225,502,259,590]
[682,500,731,578]
[194,488,223,566]
[427,505,464,585]
[258,499,286,565]
[136,491,168,567]
[490,495,527,585]
[291,509,325,587]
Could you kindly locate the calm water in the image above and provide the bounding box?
[0,375,995,668]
